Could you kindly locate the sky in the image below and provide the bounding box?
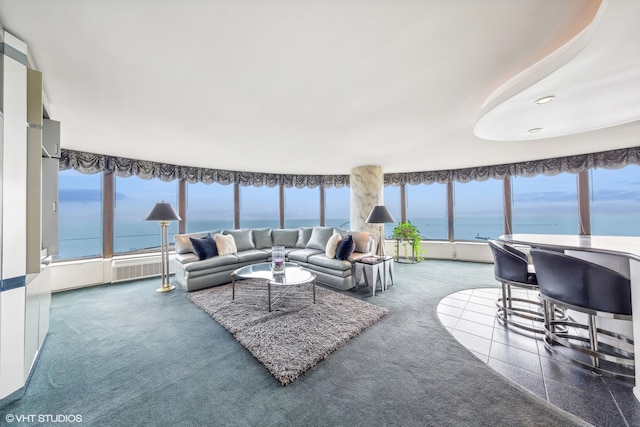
[58,164,640,221]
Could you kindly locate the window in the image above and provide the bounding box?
[453,179,503,241]
[58,169,103,259]
[114,176,178,253]
[186,182,233,233]
[591,165,640,236]
[383,185,401,238]
[406,183,447,240]
[325,186,350,229]
[512,173,578,235]
[284,187,320,227]
[240,185,279,228]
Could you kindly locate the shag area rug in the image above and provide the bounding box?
[187,279,388,385]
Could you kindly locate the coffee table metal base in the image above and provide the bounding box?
[231,262,316,312]
[267,277,316,312]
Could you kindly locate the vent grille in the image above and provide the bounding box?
[112,257,162,283]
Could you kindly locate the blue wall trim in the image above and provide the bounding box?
[0,276,26,292]
[0,42,28,66]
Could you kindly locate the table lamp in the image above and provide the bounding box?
[144,201,181,292]
[366,205,396,257]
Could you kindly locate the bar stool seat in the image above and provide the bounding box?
[488,240,545,334]
[530,248,634,379]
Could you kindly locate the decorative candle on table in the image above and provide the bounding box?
[272,246,285,275]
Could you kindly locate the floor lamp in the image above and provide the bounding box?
[144,201,181,293]
[366,205,396,257]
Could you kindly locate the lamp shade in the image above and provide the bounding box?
[143,201,181,221]
[365,205,396,224]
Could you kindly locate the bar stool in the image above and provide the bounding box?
[530,248,634,379]
[488,240,544,334]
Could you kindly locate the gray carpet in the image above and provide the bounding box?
[0,260,589,426]
[187,280,388,385]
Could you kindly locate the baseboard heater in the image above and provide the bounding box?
[111,256,164,283]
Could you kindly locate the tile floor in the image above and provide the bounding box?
[437,287,640,427]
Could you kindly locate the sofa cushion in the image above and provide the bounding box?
[288,248,323,263]
[334,228,348,238]
[214,233,237,255]
[336,235,355,260]
[236,249,269,263]
[182,253,239,272]
[252,228,273,249]
[306,227,334,250]
[325,232,342,258]
[175,252,199,264]
[348,251,370,262]
[307,253,352,272]
[190,234,218,260]
[224,229,254,252]
[295,227,313,248]
[272,229,299,247]
[295,227,313,249]
[351,231,371,253]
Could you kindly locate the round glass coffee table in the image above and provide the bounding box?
[231,262,316,312]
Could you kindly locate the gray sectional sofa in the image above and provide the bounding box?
[173,226,374,292]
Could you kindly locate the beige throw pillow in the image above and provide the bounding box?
[214,233,237,255]
[325,232,342,259]
[351,231,371,253]
[174,234,195,254]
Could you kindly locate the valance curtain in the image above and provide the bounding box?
[60,146,640,188]
[59,149,349,188]
[385,146,640,185]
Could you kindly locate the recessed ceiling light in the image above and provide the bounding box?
[528,128,543,133]
[535,96,555,105]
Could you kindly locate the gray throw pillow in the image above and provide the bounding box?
[223,229,254,252]
[295,227,313,248]
[252,228,273,249]
[272,229,299,247]
[306,227,335,250]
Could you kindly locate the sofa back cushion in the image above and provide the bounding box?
[306,227,335,250]
[295,227,313,248]
[272,229,299,247]
[190,234,218,260]
[252,228,273,249]
[214,233,237,255]
[224,229,254,252]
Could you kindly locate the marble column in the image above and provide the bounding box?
[350,165,384,235]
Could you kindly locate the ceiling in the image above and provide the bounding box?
[0,0,639,175]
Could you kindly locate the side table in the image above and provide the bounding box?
[354,256,394,296]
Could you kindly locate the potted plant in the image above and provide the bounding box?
[392,221,423,263]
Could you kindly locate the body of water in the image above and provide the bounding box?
[58,215,640,259]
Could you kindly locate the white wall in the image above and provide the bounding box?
[386,240,493,263]
[51,253,177,292]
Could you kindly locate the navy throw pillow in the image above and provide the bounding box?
[190,234,218,260]
[336,235,355,260]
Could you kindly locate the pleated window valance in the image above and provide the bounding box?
[59,149,349,188]
[60,146,640,188]
[385,146,640,185]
